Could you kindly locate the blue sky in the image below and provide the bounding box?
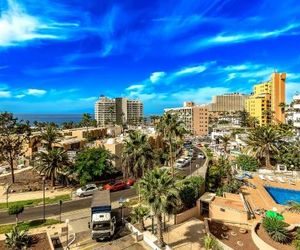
[1,0,300,114]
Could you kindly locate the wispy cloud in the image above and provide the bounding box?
[150,72,166,83]
[126,84,145,91]
[185,23,300,53]
[27,88,47,96]
[15,94,25,98]
[0,0,80,47]
[0,90,11,98]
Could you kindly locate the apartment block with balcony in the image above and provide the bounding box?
[245,72,286,126]
[208,93,248,116]
[95,96,143,126]
[164,102,208,136]
[291,94,300,136]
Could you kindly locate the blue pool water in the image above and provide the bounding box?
[265,186,300,205]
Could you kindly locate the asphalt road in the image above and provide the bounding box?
[0,146,205,224]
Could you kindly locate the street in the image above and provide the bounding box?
[0,146,205,224]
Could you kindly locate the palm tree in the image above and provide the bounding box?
[34,148,70,186]
[130,205,150,231]
[244,125,283,168]
[288,201,300,213]
[122,131,154,179]
[219,135,231,153]
[139,168,179,247]
[156,113,187,177]
[39,124,62,151]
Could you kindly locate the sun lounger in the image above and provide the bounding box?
[259,174,266,181]
[277,176,285,183]
[288,178,296,185]
[267,176,275,182]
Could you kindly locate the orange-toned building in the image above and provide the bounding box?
[245,72,286,125]
[164,102,209,136]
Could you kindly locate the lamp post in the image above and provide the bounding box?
[59,200,63,223]
[6,183,12,208]
[118,197,128,225]
[65,219,69,250]
[41,174,46,222]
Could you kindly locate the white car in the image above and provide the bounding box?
[198,154,205,159]
[76,184,98,197]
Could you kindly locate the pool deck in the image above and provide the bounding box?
[242,175,300,225]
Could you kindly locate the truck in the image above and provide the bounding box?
[89,190,116,240]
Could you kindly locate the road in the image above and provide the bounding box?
[0,146,205,224]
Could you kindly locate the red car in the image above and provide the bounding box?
[126,178,135,187]
[103,181,127,192]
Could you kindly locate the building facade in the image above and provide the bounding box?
[164,102,209,136]
[291,94,300,136]
[208,93,248,114]
[245,72,286,126]
[95,96,143,126]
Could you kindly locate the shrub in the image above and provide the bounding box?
[262,217,291,244]
[202,234,221,250]
[179,176,204,209]
[293,228,300,250]
[235,154,260,171]
[8,204,24,224]
[5,226,31,249]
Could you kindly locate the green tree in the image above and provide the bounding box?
[276,142,300,171]
[39,124,62,151]
[74,148,115,185]
[8,204,24,224]
[179,176,204,209]
[0,112,31,183]
[139,168,179,247]
[157,113,187,177]
[130,205,150,231]
[202,234,220,250]
[122,131,154,179]
[219,135,231,153]
[34,148,70,186]
[235,154,260,171]
[5,227,31,250]
[293,228,300,250]
[244,125,283,168]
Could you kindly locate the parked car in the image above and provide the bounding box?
[76,184,98,197]
[103,181,127,192]
[198,154,205,159]
[126,178,135,187]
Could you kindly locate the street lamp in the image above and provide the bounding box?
[118,197,128,225]
[41,173,46,222]
[65,219,69,250]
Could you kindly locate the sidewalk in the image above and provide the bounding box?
[0,186,73,203]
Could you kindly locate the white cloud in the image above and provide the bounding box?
[174,65,207,76]
[15,94,25,98]
[79,96,97,102]
[171,86,230,104]
[0,0,78,47]
[150,72,166,83]
[126,84,145,91]
[0,90,11,98]
[286,82,300,102]
[187,23,300,52]
[27,88,47,96]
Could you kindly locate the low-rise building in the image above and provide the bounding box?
[291,94,300,136]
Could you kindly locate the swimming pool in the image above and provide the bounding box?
[265,186,300,205]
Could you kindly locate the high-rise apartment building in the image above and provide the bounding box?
[95,96,143,126]
[164,102,209,136]
[208,93,248,115]
[245,72,286,125]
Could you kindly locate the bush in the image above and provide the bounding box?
[235,154,260,171]
[262,217,291,244]
[293,228,300,250]
[5,226,31,249]
[202,234,220,250]
[216,180,242,197]
[8,204,24,224]
[179,176,204,209]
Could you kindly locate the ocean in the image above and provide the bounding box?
[14,114,83,126]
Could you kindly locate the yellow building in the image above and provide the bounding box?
[245,72,286,125]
